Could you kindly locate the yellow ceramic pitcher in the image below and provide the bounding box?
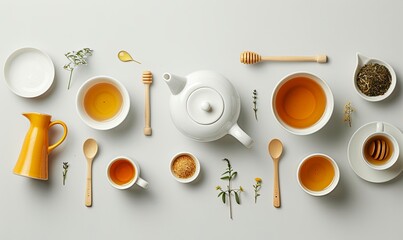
[13,113,68,180]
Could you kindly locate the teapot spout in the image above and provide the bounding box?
[163,73,187,95]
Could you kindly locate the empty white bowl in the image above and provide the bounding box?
[4,47,54,98]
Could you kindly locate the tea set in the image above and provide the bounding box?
[3,46,401,208]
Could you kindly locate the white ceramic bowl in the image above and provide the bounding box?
[169,152,201,183]
[353,53,396,102]
[76,76,130,130]
[297,153,340,197]
[4,47,54,98]
[272,72,334,135]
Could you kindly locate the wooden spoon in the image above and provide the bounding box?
[83,138,98,207]
[240,51,327,64]
[269,139,283,208]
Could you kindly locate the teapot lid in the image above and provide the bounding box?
[186,87,224,125]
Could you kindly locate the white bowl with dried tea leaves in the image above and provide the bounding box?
[354,53,396,102]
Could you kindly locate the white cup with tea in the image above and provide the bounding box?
[297,153,340,196]
[362,122,399,170]
[272,72,334,135]
[106,156,149,190]
[76,75,130,130]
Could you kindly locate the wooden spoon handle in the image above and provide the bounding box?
[85,161,92,207]
[262,55,327,63]
[273,159,281,208]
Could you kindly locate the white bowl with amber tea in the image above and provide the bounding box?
[272,72,334,135]
[170,152,200,183]
[76,76,130,130]
[297,153,340,197]
[354,53,396,102]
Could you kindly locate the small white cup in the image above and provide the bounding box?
[76,75,130,130]
[362,122,399,170]
[272,72,334,135]
[106,156,148,190]
[169,152,200,183]
[297,153,340,197]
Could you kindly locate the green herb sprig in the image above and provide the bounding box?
[64,48,93,89]
[253,177,262,203]
[62,162,69,186]
[252,89,258,120]
[216,158,243,220]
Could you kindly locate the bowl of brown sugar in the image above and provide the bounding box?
[170,152,200,183]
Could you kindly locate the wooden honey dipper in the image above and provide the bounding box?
[240,51,327,64]
[142,71,153,136]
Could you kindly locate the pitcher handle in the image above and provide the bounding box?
[229,124,254,148]
[48,120,68,153]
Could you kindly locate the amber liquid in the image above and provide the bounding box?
[275,77,326,128]
[299,156,335,191]
[109,159,135,185]
[84,82,123,121]
[364,135,394,165]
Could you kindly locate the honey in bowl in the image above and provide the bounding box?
[84,82,123,121]
[109,159,135,185]
[298,155,335,191]
[275,77,326,128]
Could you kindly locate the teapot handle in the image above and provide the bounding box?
[48,120,68,153]
[229,124,254,148]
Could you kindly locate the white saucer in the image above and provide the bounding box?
[348,122,403,183]
[4,47,54,98]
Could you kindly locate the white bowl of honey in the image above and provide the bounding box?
[76,75,130,130]
[272,72,334,135]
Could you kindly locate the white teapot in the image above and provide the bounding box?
[163,70,253,148]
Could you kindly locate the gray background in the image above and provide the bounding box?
[1,0,403,239]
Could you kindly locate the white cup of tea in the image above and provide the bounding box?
[106,156,149,190]
[297,153,340,196]
[76,75,130,130]
[272,72,334,135]
[362,122,399,171]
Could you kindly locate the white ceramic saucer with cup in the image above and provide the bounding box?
[76,75,130,130]
[362,122,399,171]
[348,122,403,183]
[4,47,55,98]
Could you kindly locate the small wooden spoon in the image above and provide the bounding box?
[240,51,327,64]
[83,138,98,207]
[269,139,283,208]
